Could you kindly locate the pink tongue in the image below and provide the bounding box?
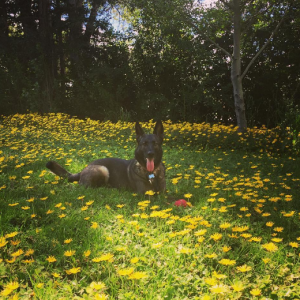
[146,159,155,172]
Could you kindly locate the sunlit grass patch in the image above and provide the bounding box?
[1,113,300,299]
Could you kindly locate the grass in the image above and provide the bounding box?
[1,113,300,299]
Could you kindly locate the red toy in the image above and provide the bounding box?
[174,199,188,207]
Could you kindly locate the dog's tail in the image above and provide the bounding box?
[46,161,80,182]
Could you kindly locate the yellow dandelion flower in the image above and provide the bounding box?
[11,249,24,257]
[210,233,222,241]
[273,227,284,232]
[64,250,76,257]
[289,242,299,248]
[128,271,148,280]
[64,238,73,244]
[194,229,207,236]
[5,231,19,238]
[184,193,193,199]
[204,277,218,286]
[0,237,8,247]
[209,284,229,294]
[84,250,91,257]
[46,256,57,263]
[145,190,155,196]
[218,259,236,266]
[91,222,99,229]
[25,249,34,256]
[205,253,217,259]
[262,242,278,252]
[222,246,232,252]
[65,267,81,275]
[179,247,192,254]
[250,288,261,296]
[231,281,245,292]
[236,264,252,272]
[151,242,163,249]
[219,222,231,229]
[92,253,114,262]
[5,281,19,291]
[90,281,106,290]
[118,267,135,276]
[130,257,139,264]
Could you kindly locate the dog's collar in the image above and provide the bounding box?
[135,161,156,185]
[148,173,155,184]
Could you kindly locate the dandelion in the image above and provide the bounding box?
[91,222,99,229]
[25,249,34,256]
[205,253,217,259]
[152,242,163,249]
[65,267,81,275]
[130,257,139,264]
[5,231,19,238]
[205,277,217,286]
[222,246,231,252]
[210,233,222,241]
[118,267,135,276]
[262,242,278,252]
[273,227,284,232]
[0,237,8,247]
[90,281,106,290]
[209,284,230,294]
[84,250,91,257]
[46,256,57,263]
[219,222,231,229]
[184,193,193,199]
[64,238,73,244]
[92,253,114,262]
[64,250,75,257]
[250,288,261,296]
[289,242,299,248]
[236,264,252,272]
[218,259,236,266]
[179,247,192,254]
[128,271,148,280]
[145,190,155,196]
[231,281,245,292]
[11,249,24,257]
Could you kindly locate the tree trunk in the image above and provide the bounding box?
[231,0,247,132]
[39,0,54,112]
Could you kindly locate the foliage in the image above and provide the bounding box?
[1,114,300,298]
[0,1,299,126]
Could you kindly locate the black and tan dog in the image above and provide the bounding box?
[46,121,166,194]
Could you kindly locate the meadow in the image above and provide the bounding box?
[1,113,300,299]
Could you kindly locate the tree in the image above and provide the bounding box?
[122,0,292,131]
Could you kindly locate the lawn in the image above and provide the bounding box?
[1,113,300,299]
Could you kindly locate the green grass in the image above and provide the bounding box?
[1,113,300,299]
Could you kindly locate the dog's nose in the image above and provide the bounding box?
[147,151,154,159]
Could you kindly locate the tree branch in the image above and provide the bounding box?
[218,0,233,10]
[185,16,232,60]
[241,9,288,79]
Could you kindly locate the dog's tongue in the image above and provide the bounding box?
[146,159,155,172]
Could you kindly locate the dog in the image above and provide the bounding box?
[46,121,166,194]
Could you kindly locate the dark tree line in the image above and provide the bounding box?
[0,0,299,129]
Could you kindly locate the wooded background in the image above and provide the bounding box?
[0,0,299,129]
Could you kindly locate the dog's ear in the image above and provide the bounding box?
[153,120,164,143]
[135,122,145,142]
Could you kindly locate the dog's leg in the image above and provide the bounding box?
[79,165,110,188]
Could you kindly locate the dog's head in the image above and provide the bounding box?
[135,121,164,172]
